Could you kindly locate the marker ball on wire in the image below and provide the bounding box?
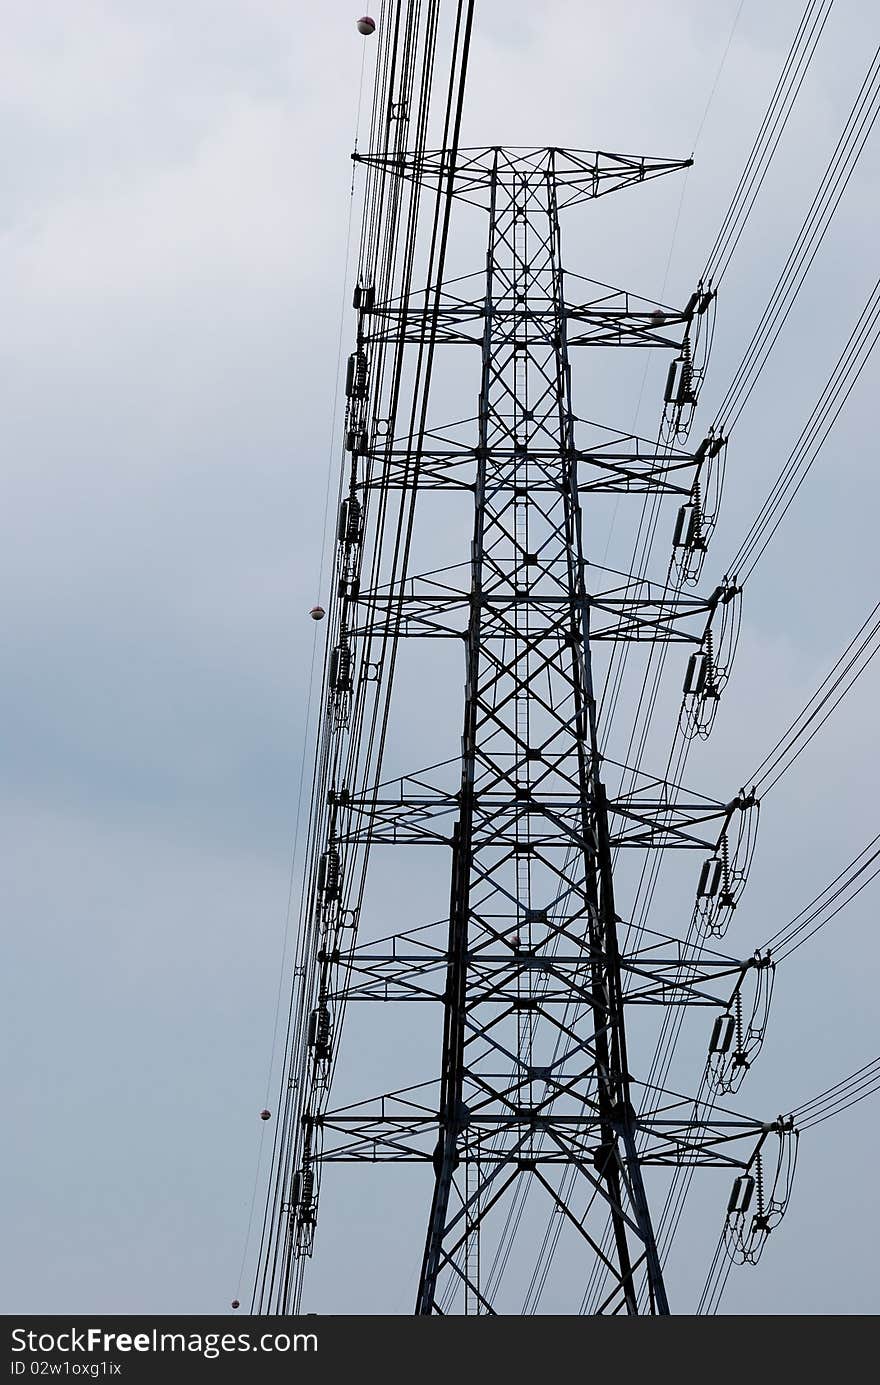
[260,1109,272,1121]
[309,605,326,621]
[231,1300,240,1310]
[356,16,376,36]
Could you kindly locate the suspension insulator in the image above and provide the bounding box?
[329,643,353,693]
[664,360,678,403]
[673,503,699,550]
[346,428,368,454]
[697,857,723,899]
[315,1005,332,1059]
[727,1173,755,1215]
[709,1012,736,1055]
[683,650,709,697]
[307,1003,332,1060]
[676,343,695,405]
[300,1168,315,1211]
[353,283,375,310]
[317,847,341,901]
[345,350,369,400]
[338,496,363,545]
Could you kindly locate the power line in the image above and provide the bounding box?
[703,0,834,286]
[789,1055,880,1127]
[763,831,880,960]
[748,595,880,793]
[714,40,880,432]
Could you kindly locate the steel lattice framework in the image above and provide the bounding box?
[253,129,798,1316]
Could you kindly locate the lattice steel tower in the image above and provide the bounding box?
[410,147,694,1316]
[253,17,796,1316]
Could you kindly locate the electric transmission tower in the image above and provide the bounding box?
[252,9,799,1317]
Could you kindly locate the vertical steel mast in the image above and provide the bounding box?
[415,149,681,1315]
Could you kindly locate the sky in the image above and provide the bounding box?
[2,0,879,1315]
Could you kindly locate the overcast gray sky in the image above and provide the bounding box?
[2,0,879,1315]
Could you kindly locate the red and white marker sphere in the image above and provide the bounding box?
[356,16,376,36]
